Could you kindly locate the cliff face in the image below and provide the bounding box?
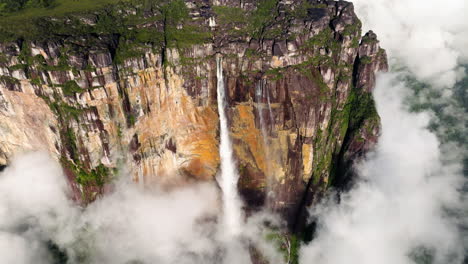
[0,0,387,227]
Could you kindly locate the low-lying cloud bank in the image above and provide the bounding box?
[300,73,466,264]
[352,0,468,88]
[299,0,468,263]
[0,153,283,264]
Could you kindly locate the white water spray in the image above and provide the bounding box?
[255,79,277,206]
[216,56,243,238]
[256,80,269,142]
[266,85,274,133]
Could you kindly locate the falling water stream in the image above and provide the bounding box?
[216,56,243,238]
[255,80,269,141]
[256,79,277,207]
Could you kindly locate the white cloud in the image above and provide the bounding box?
[299,73,465,264]
[0,152,283,264]
[299,1,468,262]
[0,152,75,264]
[352,0,468,87]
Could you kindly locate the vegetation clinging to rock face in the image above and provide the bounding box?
[0,0,56,13]
[0,0,181,41]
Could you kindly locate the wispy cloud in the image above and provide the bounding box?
[0,152,283,264]
[353,0,468,87]
[300,73,465,264]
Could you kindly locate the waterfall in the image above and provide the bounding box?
[216,56,242,237]
[255,80,269,140]
[256,80,274,205]
[266,86,274,132]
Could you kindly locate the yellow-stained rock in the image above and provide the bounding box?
[302,143,314,180]
[231,104,267,175]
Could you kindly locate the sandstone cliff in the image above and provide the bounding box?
[0,0,387,229]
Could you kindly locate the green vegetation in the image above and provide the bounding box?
[63,126,78,160]
[0,53,7,64]
[61,80,84,96]
[265,67,284,81]
[288,235,300,264]
[47,240,68,264]
[290,0,313,19]
[299,27,342,70]
[350,36,360,48]
[114,42,146,64]
[210,0,328,43]
[0,0,211,61]
[342,20,362,36]
[166,24,212,49]
[248,0,279,39]
[292,62,329,94]
[0,0,121,17]
[0,75,20,85]
[0,0,128,41]
[40,92,84,163]
[409,246,435,264]
[244,48,261,59]
[404,67,468,151]
[49,100,83,121]
[359,56,373,65]
[331,87,380,188]
[41,82,111,199]
[0,0,56,14]
[307,72,380,189]
[302,28,334,49]
[117,124,123,138]
[346,88,379,130]
[61,156,110,202]
[9,63,28,71]
[238,164,247,177]
[41,88,113,197]
[212,0,283,40]
[311,128,334,186]
[336,72,351,83]
[127,112,136,127]
[266,232,300,264]
[212,6,245,25]
[30,77,42,85]
[76,164,109,187]
[361,35,378,45]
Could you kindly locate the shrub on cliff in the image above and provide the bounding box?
[0,0,55,14]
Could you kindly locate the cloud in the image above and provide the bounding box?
[352,0,468,87]
[299,1,468,262]
[75,182,221,264]
[0,152,284,264]
[299,72,466,264]
[0,152,75,264]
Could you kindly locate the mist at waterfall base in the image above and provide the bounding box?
[300,0,468,263]
[0,153,284,264]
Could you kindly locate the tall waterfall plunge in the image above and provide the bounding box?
[216,56,243,238]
